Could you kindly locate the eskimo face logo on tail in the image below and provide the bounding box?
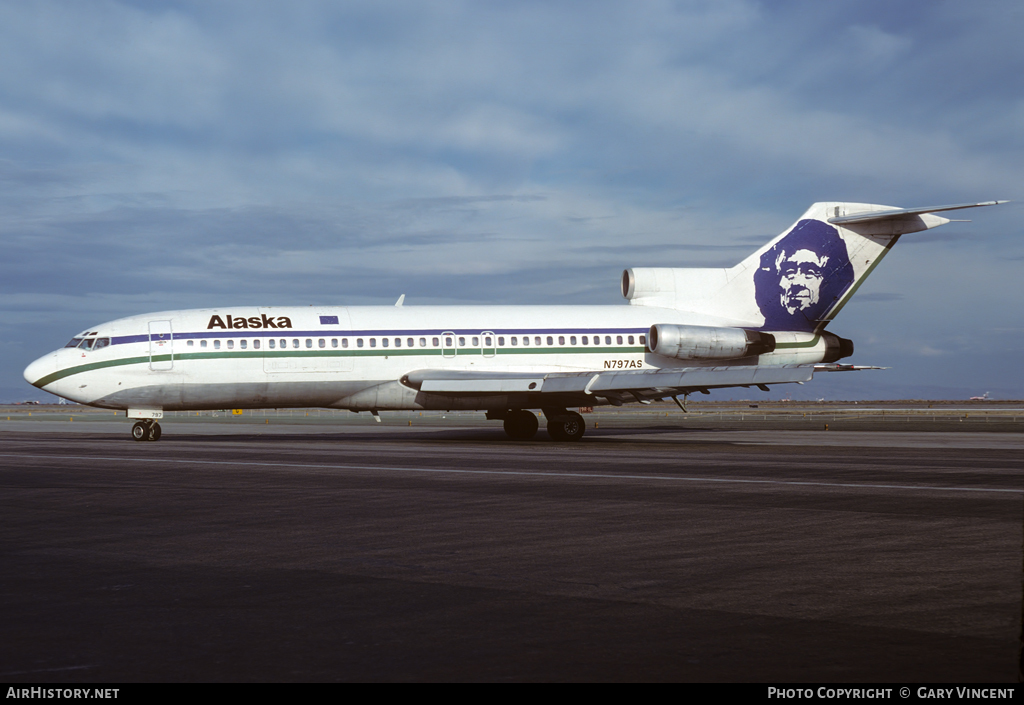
[754,219,854,331]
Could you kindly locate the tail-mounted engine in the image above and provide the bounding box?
[648,324,776,360]
[821,332,854,363]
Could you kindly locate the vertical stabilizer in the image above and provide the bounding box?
[623,200,1004,333]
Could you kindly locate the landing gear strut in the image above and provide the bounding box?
[543,408,586,442]
[131,420,162,442]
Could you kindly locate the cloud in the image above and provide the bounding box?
[2,0,1023,400]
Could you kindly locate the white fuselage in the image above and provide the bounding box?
[24,304,828,412]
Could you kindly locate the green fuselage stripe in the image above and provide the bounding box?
[34,346,645,387]
[773,335,821,349]
[34,355,151,388]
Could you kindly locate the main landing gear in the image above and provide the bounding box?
[493,408,586,442]
[131,420,162,442]
[502,410,539,440]
[543,408,586,442]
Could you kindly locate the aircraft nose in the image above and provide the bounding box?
[23,352,57,388]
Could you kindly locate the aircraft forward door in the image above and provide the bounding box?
[149,320,173,371]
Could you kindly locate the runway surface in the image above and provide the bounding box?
[1,420,1021,681]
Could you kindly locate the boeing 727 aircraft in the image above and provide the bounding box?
[23,200,1004,441]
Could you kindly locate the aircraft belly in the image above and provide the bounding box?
[95,380,375,411]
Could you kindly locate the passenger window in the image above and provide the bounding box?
[522,336,529,346]
[558,336,565,345]
[433,337,439,347]
[445,337,453,347]
[394,338,400,347]
[269,339,275,349]
[292,339,299,349]
[318,339,325,348]
[458,337,465,346]
[511,336,518,346]
[472,336,479,346]
[280,339,286,348]
[254,339,260,349]
[408,338,414,347]
[485,336,492,346]
[497,337,504,346]
[419,338,427,347]
[370,338,376,348]
[582,336,588,345]
[535,337,541,346]
[640,335,646,346]
[227,340,234,350]
[342,339,348,348]
[305,339,312,348]
[186,340,194,348]
[605,336,611,345]
[382,338,389,348]
[628,335,634,344]
[357,339,364,348]
[616,336,623,345]
[201,340,208,348]
[331,339,338,348]
[570,336,576,345]
[240,340,247,349]
[214,340,221,349]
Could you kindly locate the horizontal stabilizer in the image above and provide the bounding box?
[827,200,1007,225]
[813,364,888,372]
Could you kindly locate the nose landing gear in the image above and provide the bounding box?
[131,420,162,442]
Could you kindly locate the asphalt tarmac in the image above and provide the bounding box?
[1,418,1021,682]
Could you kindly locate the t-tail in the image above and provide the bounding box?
[622,200,1006,333]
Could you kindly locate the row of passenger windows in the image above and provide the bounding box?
[184,334,646,350]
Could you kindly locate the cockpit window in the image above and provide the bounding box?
[65,338,83,348]
[93,338,110,350]
[79,339,96,351]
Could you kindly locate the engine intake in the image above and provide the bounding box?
[649,324,776,360]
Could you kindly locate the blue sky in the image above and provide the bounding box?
[2,0,1022,401]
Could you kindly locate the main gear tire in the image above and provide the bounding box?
[546,412,585,442]
[503,410,539,440]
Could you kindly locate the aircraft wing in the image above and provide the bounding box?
[401,365,819,403]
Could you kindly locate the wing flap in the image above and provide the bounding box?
[571,365,815,393]
[403,365,816,396]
